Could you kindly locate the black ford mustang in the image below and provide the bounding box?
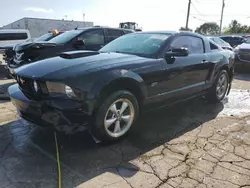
[9,31,235,143]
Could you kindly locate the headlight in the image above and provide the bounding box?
[233,46,239,54]
[46,82,76,98]
[65,85,76,98]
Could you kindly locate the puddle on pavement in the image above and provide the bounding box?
[219,89,250,117]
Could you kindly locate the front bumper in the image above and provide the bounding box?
[234,55,250,71]
[9,84,90,133]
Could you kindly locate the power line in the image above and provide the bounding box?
[192,16,220,23]
[191,2,204,16]
[191,14,250,17]
[192,16,209,22]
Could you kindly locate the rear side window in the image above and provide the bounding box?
[106,29,123,40]
[231,37,243,42]
[221,37,230,43]
[0,33,28,41]
[210,42,219,50]
[171,36,204,54]
[123,30,133,34]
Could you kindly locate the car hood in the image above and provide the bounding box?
[16,51,147,80]
[14,41,57,52]
[237,43,250,49]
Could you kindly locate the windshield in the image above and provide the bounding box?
[245,38,250,43]
[100,33,171,56]
[35,33,54,42]
[49,30,82,44]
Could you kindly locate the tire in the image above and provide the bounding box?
[206,70,229,103]
[90,90,139,143]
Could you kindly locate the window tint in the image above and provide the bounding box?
[171,36,204,54]
[123,30,133,34]
[100,33,171,56]
[210,42,219,50]
[35,33,53,41]
[221,37,230,42]
[231,37,243,42]
[78,29,104,45]
[49,30,82,44]
[107,29,123,40]
[214,38,224,45]
[0,33,28,41]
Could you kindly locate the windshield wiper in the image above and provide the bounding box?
[113,51,125,54]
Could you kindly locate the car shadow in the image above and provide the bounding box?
[0,97,224,187]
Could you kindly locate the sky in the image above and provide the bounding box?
[1,0,250,31]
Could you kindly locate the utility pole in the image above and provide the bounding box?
[185,0,191,30]
[219,0,225,35]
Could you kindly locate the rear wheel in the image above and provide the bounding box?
[91,90,139,143]
[206,70,229,103]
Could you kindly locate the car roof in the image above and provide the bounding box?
[220,35,243,38]
[136,31,205,38]
[76,27,134,32]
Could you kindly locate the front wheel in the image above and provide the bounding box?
[206,70,229,103]
[91,90,139,143]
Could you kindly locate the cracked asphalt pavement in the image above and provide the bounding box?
[1,74,250,188]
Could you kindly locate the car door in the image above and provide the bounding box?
[76,29,105,51]
[105,29,124,44]
[160,35,209,102]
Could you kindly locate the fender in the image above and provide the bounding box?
[91,69,146,98]
[211,53,230,83]
[85,69,147,114]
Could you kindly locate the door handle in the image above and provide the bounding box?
[201,60,208,63]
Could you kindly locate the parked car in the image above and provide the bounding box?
[208,36,233,51]
[0,29,31,65]
[220,35,245,48]
[7,27,134,77]
[9,31,234,143]
[233,37,250,69]
[3,30,63,77]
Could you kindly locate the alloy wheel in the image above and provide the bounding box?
[104,98,135,138]
[216,73,228,99]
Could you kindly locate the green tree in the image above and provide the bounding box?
[223,20,250,34]
[195,22,219,35]
[179,27,192,32]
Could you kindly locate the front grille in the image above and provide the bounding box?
[239,48,250,53]
[238,49,250,62]
[16,76,48,99]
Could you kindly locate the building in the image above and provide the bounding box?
[1,17,94,38]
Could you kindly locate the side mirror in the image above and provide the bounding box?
[74,40,85,47]
[165,48,189,57]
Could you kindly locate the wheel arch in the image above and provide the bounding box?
[219,64,234,83]
[90,70,147,114]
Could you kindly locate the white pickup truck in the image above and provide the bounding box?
[0,29,31,65]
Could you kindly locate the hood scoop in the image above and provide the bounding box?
[59,51,100,59]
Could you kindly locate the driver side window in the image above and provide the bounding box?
[77,29,104,45]
[170,36,204,54]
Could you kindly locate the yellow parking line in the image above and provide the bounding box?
[54,132,62,188]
